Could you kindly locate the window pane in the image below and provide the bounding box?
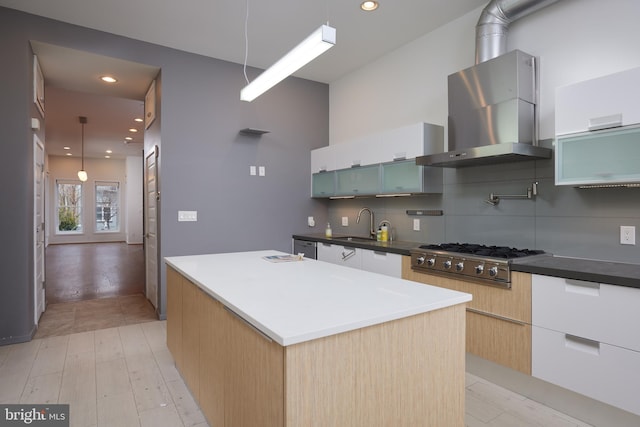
[96,182,120,232]
[57,182,82,233]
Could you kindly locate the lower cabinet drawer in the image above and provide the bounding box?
[361,250,402,278]
[466,310,531,375]
[532,326,640,416]
[532,275,640,352]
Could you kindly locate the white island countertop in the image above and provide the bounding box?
[165,250,471,346]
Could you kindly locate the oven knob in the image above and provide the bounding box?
[416,256,425,265]
[443,260,452,269]
[455,262,464,271]
[489,266,499,277]
[475,265,484,274]
[427,258,436,267]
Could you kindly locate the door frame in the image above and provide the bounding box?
[34,134,46,324]
[144,145,160,311]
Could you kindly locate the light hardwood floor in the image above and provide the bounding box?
[0,320,595,427]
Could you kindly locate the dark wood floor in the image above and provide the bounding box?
[45,242,145,304]
[36,242,156,339]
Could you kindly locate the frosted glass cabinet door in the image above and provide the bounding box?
[335,165,380,196]
[312,172,335,197]
[382,160,422,193]
[555,126,640,186]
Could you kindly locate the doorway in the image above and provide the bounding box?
[31,42,160,322]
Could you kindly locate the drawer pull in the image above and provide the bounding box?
[565,334,600,356]
[564,279,600,296]
[466,308,526,326]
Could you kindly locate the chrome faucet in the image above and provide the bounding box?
[356,207,376,239]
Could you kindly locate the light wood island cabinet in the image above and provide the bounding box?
[165,250,471,427]
[402,257,532,374]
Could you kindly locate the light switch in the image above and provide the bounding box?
[249,166,257,176]
[342,216,349,226]
[413,218,420,231]
[178,211,198,222]
[259,166,266,176]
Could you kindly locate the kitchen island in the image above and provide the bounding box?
[165,250,471,427]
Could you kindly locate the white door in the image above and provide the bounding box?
[34,135,45,323]
[144,147,159,309]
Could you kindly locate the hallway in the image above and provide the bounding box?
[36,242,155,339]
[45,242,145,304]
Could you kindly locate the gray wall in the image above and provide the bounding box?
[327,145,640,265]
[0,7,329,344]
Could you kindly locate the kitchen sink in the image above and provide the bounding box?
[333,236,377,243]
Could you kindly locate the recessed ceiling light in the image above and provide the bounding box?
[125,136,133,141]
[106,149,113,154]
[129,128,138,133]
[134,118,143,123]
[66,153,72,156]
[63,146,71,150]
[105,155,111,159]
[360,1,379,11]
[101,76,117,83]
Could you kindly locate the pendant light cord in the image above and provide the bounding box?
[243,0,250,84]
[81,120,85,169]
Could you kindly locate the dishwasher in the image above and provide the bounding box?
[293,239,317,259]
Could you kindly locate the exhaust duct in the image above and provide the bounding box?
[416,0,563,168]
[476,0,562,64]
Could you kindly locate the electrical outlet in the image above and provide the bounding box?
[342,216,349,226]
[413,218,420,231]
[258,166,266,176]
[249,166,256,176]
[620,226,636,245]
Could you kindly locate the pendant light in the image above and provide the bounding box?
[77,116,88,182]
[241,24,336,102]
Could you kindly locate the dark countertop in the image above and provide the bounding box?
[294,234,640,289]
[512,256,640,289]
[293,233,420,256]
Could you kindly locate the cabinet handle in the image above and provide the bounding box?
[466,308,527,326]
[588,113,622,131]
[565,334,600,356]
[223,306,273,343]
[341,249,356,260]
[564,279,600,296]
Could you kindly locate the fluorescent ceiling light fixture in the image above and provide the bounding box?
[240,24,336,102]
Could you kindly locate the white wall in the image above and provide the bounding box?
[125,156,143,244]
[48,155,129,244]
[330,0,640,146]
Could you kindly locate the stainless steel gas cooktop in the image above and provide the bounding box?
[410,243,548,288]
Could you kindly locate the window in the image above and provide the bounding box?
[56,181,83,234]
[95,181,120,232]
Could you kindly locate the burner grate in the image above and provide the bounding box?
[419,243,545,259]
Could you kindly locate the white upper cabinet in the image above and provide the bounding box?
[555,66,640,136]
[333,136,380,170]
[311,122,444,172]
[555,66,640,187]
[311,145,335,173]
[377,123,444,162]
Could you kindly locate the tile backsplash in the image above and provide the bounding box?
[328,156,640,264]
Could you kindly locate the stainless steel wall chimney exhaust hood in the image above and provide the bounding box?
[416,0,562,168]
[417,50,552,168]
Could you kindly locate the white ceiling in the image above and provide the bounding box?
[1,0,488,159]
